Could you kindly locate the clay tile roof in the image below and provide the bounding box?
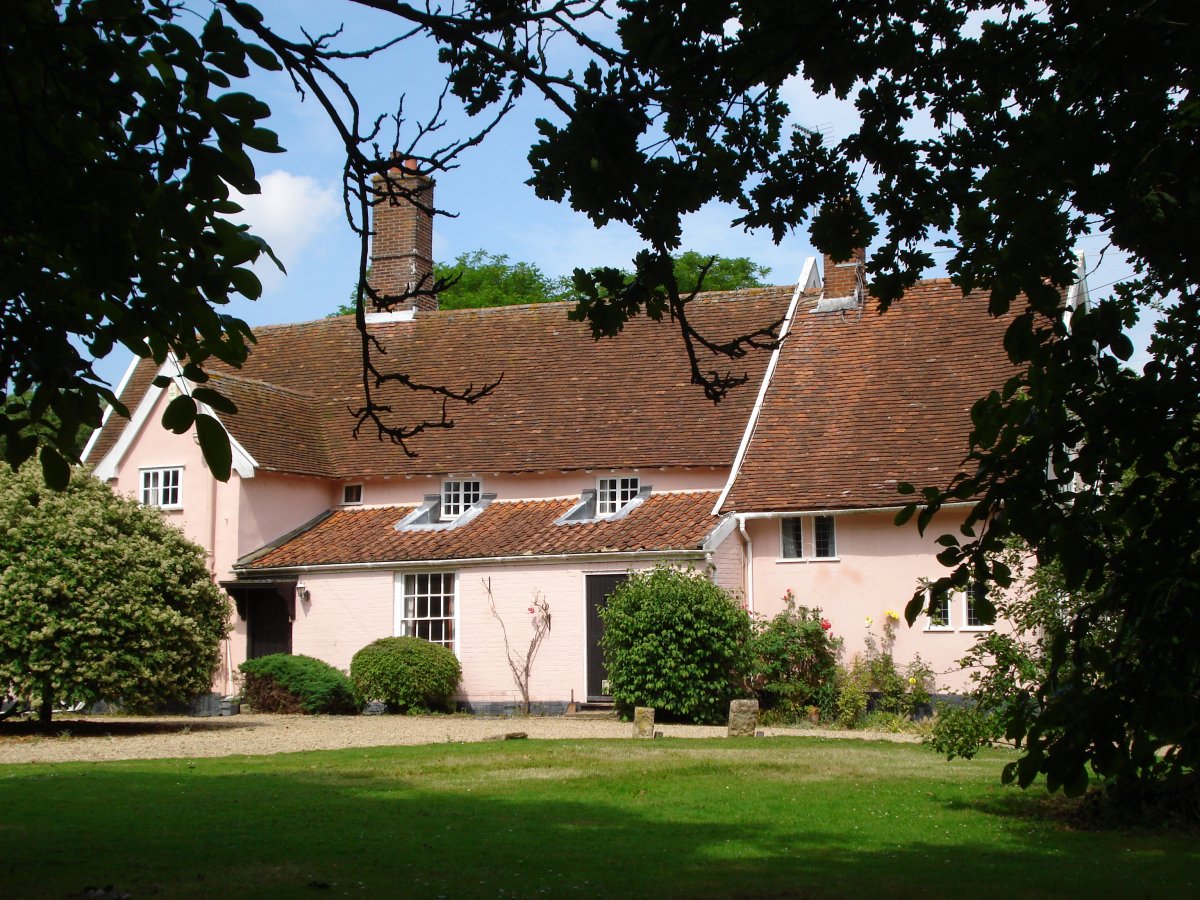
[84,356,159,466]
[89,289,792,477]
[721,281,1022,513]
[242,490,722,569]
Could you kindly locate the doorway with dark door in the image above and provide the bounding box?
[585,573,627,701]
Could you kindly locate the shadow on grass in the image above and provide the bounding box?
[2,747,1196,899]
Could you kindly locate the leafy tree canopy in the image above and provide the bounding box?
[0,464,230,728]
[2,0,284,486]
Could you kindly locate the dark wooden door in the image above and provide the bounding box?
[248,590,292,659]
[586,574,627,701]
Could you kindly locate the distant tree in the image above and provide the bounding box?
[436,250,573,309]
[0,464,230,730]
[671,251,770,294]
[336,249,770,315]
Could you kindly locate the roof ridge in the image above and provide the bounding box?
[210,371,316,400]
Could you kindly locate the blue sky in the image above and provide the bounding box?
[92,1,1148,387]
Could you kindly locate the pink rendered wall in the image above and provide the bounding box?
[236,475,332,564]
[109,387,220,570]
[332,467,728,507]
[290,556,710,706]
[745,511,1003,693]
[711,529,746,600]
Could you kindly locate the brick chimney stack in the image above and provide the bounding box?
[822,247,866,299]
[368,160,437,312]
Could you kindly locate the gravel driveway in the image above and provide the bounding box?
[0,712,920,765]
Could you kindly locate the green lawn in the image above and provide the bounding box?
[1,737,1194,898]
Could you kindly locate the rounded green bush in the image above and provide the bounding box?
[238,654,356,714]
[350,636,461,713]
[599,566,751,724]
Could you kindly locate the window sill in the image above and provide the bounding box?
[776,556,840,564]
[960,625,993,632]
[924,625,954,633]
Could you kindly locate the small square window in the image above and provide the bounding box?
[140,467,182,509]
[964,583,991,629]
[343,484,363,505]
[813,515,837,558]
[597,476,639,516]
[781,518,804,558]
[441,479,481,521]
[926,587,953,630]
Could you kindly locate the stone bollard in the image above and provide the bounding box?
[727,699,759,737]
[634,706,656,738]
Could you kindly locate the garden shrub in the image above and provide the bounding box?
[835,611,936,728]
[350,636,461,712]
[238,654,356,714]
[929,702,1005,759]
[748,592,841,723]
[600,566,751,724]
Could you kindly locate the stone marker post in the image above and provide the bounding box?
[634,706,656,738]
[727,699,759,737]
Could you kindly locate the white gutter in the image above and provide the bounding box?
[712,257,817,516]
[236,548,707,577]
[737,514,754,613]
[733,501,975,520]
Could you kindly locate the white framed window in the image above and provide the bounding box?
[441,479,481,521]
[781,517,804,558]
[397,572,456,649]
[780,515,838,560]
[925,587,953,631]
[813,515,836,558]
[963,583,992,630]
[597,476,639,516]
[342,484,363,505]
[140,467,182,509]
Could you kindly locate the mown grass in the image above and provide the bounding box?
[1,737,1195,898]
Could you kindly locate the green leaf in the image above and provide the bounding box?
[39,446,70,490]
[161,395,197,435]
[192,387,238,415]
[195,414,232,481]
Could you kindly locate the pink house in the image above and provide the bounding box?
[83,171,1088,710]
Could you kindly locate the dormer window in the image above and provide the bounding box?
[441,479,481,521]
[342,484,363,505]
[597,476,639,516]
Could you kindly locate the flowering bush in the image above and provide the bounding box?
[835,610,935,727]
[747,590,841,724]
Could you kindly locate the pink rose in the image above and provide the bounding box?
[820,618,831,631]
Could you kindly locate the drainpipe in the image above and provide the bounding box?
[737,515,754,613]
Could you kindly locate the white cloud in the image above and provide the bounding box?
[230,170,339,292]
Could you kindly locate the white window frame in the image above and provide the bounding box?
[962,584,993,631]
[597,476,639,516]
[394,571,458,651]
[440,479,481,521]
[342,484,363,505]
[140,467,182,509]
[780,517,805,559]
[924,587,954,631]
[779,515,839,561]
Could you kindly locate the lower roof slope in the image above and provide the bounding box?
[240,490,722,570]
[721,281,1022,513]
